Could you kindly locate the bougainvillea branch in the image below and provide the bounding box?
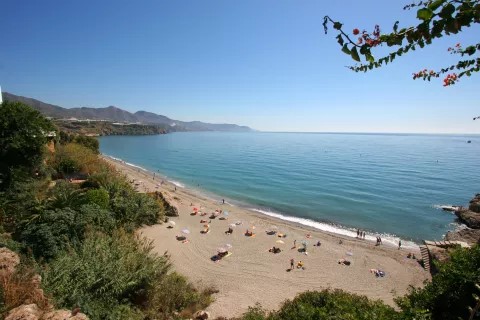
[324,0,480,86]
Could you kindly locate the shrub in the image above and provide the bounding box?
[0,266,50,315]
[144,272,214,319]
[17,208,76,260]
[52,143,103,176]
[84,188,110,209]
[396,245,480,320]
[47,181,85,209]
[239,290,398,320]
[42,230,170,319]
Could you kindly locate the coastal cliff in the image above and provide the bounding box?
[445,194,480,245]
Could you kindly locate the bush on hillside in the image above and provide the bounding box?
[84,188,110,209]
[238,290,399,320]
[144,272,214,319]
[42,230,170,319]
[52,143,104,176]
[396,245,480,320]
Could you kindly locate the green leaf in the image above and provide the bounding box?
[366,53,375,63]
[341,44,351,55]
[393,21,399,33]
[428,0,444,11]
[336,34,344,46]
[333,22,343,30]
[439,3,455,18]
[417,8,434,20]
[350,47,360,62]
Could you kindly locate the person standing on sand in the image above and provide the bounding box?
[290,258,294,270]
[356,229,359,238]
[398,240,402,249]
[222,199,225,204]
[293,240,297,248]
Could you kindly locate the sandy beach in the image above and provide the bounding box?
[104,156,430,318]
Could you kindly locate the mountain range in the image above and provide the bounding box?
[2,92,253,132]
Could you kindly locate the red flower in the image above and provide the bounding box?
[353,28,360,35]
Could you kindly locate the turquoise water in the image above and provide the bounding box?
[99,132,479,244]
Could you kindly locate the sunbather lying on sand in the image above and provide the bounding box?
[338,259,351,266]
[370,269,386,277]
[269,246,281,254]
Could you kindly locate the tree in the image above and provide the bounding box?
[323,0,480,86]
[0,101,55,188]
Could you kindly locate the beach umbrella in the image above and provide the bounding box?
[229,223,236,227]
[225,244,232,249]
[217,247,227,253]
[301,240,309,246]
[223,211,229,216]
[169,221,176,226]
[193,207,199,212]
[276,240,285,244]
[181,228,190,234]
[346,251,353,256]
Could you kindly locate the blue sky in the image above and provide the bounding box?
[1,0,479,133]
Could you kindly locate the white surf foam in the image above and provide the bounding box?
[169,180,185,188]
[250,208,419,249]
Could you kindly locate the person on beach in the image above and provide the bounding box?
[357,229,360,238]
[293,240,297,248]
[363,231,366,239]
[290,258,294,270]
[398,240,402,249]
[222,199,225,204]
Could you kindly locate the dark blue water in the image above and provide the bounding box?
[99,132,479,244]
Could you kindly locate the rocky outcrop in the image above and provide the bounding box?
[0,248,89,320]
[455,209,480,229]
[446,228,480,245]
[5,306,88,320]
[446,194,480,245]
[0,247,20,277]
[5,304,42,320]
[468,193,480,213]
[193,310,210,320]
[41,310,88,320]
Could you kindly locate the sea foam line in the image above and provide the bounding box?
[250,208,419,250]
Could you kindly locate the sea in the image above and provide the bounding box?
[99,132,479,246]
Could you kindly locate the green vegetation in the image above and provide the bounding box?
[56,120,168,136]
[0,101,55,189]
[0,101,213,319]
[396,245,480,320]
[238,290,398,320]
[324,0,480,86]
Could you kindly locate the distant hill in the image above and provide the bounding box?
[2,92,254,132]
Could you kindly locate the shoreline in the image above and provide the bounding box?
[103,154,419,249]
[103,155,430,318]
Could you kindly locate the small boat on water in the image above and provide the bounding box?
[439,205,462,212]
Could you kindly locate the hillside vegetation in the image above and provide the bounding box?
[0,101,213,319]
